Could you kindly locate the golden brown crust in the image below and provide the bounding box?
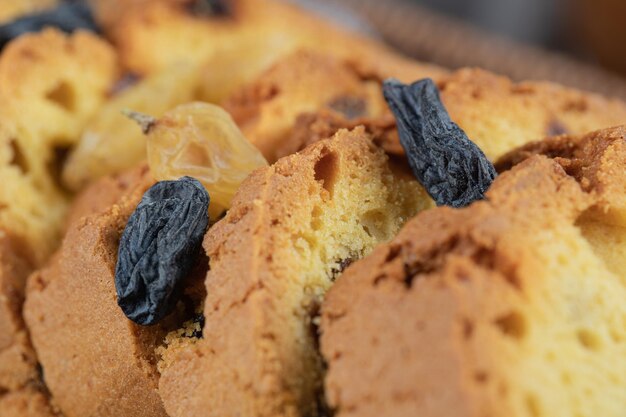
[64,165,152,231]
[438,68,626,160]
[0,232,36,389]
[23,168,174,417]
[321,126,626,417]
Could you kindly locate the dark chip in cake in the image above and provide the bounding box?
[383,78,497,207]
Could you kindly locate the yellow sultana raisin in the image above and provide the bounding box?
[145,102,268,216]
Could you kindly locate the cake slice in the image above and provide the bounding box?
[321,126,626,417]
[0,231,58,417]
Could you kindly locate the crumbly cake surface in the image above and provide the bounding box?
[23,167,176,417]
[158,127,431,417]
[321,126,626,417]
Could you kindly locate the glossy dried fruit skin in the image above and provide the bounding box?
[145,102,268,215]
[115,177,209,326]
[0,3,98,49]
[383,78,497,208]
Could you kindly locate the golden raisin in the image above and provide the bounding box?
[145,102,267,215]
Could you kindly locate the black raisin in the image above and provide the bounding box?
[383,78,496,208]
[115,177,210,326]
[0,2,99,50]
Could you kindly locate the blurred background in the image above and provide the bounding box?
[326,0,626,99]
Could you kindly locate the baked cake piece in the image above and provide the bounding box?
[155,126,430,417]
[223,49,443,162]
[321,126,626,417]
[0,29,118,262]
[281,67,626,162]
[23,166,178,417]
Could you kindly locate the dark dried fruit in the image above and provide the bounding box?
[0,3,99,50]
[115,177,209,326]
[383,78,496,208]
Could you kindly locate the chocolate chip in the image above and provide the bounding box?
[115,177,210,326]
[383,78,496,208]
